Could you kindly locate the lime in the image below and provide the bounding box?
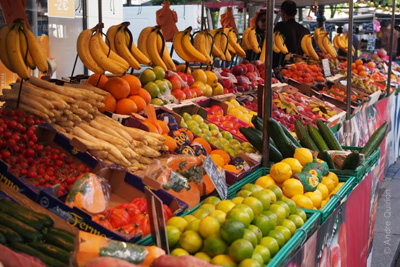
[282,198,297,215]
[241,184,261,193]
[241,142,253,149]
[194,252,211,263]
[275,225,292,242]
[248,225,263,243]
[281,219,297,235]
[199,216,220,239]
[228,239,254,263]
[186,120,199,128]
[144,82,160,98]
[171,248,189,257]
[254,245,271,264]
[209,123,219,131]
[190,126,202,135]
[199,203,216,213]
[166,225,181,248]
[251,253,264,266]
[234,204,255,222]
[215,200,236,214]
[268,229,285,248]
[204,234,228,257]
[252,214,273,237]
[275,201,290,217]
[243,229,258,248]
[180,121,188,129]
[262,210,278,228]
[198,134,210,142]
[140,69,156,85]
[211,255,237,267]
[186,219,200,232]
[209,209,227,224]
[267,185,283,201]
[203,196,221,205]
[226,207,251,228]
[269,204,288,224]
[260,236,279,256]
[167,217,188,233]
[242,197,263,216]
[231,196,244,205]
[244,147,256,153]
[218,137,229,145]
[221,131,233,140]
[233,144,243,151]
[296,208,307,222]
[238,259,261,267]
[192,208,210,219]
[183,215,196,223]
[251,191,271,211]
[288,214,305,228]
[179,230,203,254]
[261,189,277,203]
[182,112,192,120]
[236,190,253,198]
[220,219,245,245]
[226,149,238,157]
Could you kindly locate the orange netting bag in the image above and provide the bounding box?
[156,1,179,42]
[220,7,238,32]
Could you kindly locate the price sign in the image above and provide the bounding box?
[204,155,228,200]
[48,0,74,18]
[366,35,376,51]
[322,59,332,77]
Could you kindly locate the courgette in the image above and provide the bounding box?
[29,241,70,263]
[47,227,75,244]
[360,121,388,158]
[0,213,42,242]
[0,199,54,227]
[267,118,296,158]
[307,124,330,151]
[9,242,68,267]
[280,124,301,148]
[294,120,319,152]
[341,151,361,170]
[0,201,45,231]
[318,150,335,169]
[0,223,23,243]
[316,119,343,150]
[44,232,74,251]
[252,115,263,131]
[0,232,6,244]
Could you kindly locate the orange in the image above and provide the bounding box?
[210,154,225,167]
[223,164,241,174]
[122,74,142,95]
[142,121,159,133]
[163,134,177,151]
[105,77,130,99]
[156,120,170,134]
[192,137,212,154]
[357,65,365,72]
[128,95,147,112]
[138,88,152,105]
[115,98,137,115]
[355,59,363,66]
[210,150,231,165]
[87,73,108,89]
[351,63,356,70]
[359,71,367,78]
[352,69,358,75]
[99,94,116,113]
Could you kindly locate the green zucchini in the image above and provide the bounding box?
[0,232,6,244]
[0,223,23,243]
[307,124,330,151]
[9,243,68,267]
[267,118,296,158]
[316,119,343,150]
[0,212,42,242]
[252,115,263,131]
[44,232,74,252]
[294,120,319,152]
[47,227,75,244]
[0,201,45,231]
[0,199,53,227]
[341,152,361,170]
[360,121,388,158]
[29,241,70,263]
[280,123,301,148]
[318,150,335,169]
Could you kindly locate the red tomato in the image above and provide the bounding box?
[106,208,130,229]
[131,198,148,213]
[131,213,151,237]
[163,204,173,221]
[117,203,141,219]
[120,223,141,235]
[93,214,113,230]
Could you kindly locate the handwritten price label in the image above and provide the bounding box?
[48,0,74,18]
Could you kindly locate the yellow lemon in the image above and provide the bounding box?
[321,198,330,208]
[293,148,313,166]
[316,183,329,200]
[291,195,314,209]
[211,255,237,267]
[255,175,276,188]
[304,191,323,209]
[281,158,303,174]
[167,217,188,233]
[192,69,207,83]
[325,172,339,187]
[270,162,292,183]
[229,99,241,108]
[194,252,211,262]
[321,176,335,193]
[171,248,189,257]
[282,179,304,198]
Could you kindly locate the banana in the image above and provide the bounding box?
[322,32,337,58]
[6,23,29,79]
[155,31,176,71]
[272,33,281,53]
[248,28,261,53]
[114,26,141,70]
[105,24,120,53]
[336,34,347,49]
[124,31,151,65]
[173,30,194,62]
[274,31,288,54]
[18,30,36,69]
[137,27,154,64]
[333,34,341,50]
[209,29,225,60]
[181,27,207,63]
[0,24,15,72]
[194,30,212,65]
[306,34,319,60]
[89,30,126,75]
[242,27,252,50]
[20,23,48,72]
[96,30,129,70]
[316,32,328,54]
[223,28,236,55]
[300,34,310,56]
[228,29,246,58]
[260,38,266,62]
[314,27,323,43]
[146,28,168,70]
[77,28,104,74]
[205,31,214,65]
[218,29,232,61]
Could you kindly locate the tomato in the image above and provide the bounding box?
[7,121,17,129]
[117,203,141,219]
[1,150,10,160]
[131,213,151,237]
[119,223,142,235]
[163,204,173,221]
[106,208,130,229]
[131,198,148,213]
[93,214,113,230]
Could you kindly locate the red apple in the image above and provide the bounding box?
[177,72,188,82]
[226,114,239,122]
[186,74,194,86]
[182,87,192,99]
[232,65,243,76]
[169,76,182,90]
[222,121,234,128]
[239,64,248,75]
[171,89,186,101]
[191,86,203,97]
[210,105,224,115]
[190,88,197,98]
[246,64,255,73]
[223,88,228,94]
[223,79,232,89]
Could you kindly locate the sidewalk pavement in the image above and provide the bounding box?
[371,160,400,267]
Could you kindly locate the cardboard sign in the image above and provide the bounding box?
[204,155,228,200]
[48,0,74,18]
[322,59,332,77]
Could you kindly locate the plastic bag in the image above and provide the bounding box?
[65,172,111,214]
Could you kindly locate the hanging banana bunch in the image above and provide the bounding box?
[314,27,338,58]
[273,31,289,54]
[300,33,319,60]
[242,27,261,54]
[193,30,214,65]
[173,27,207,63]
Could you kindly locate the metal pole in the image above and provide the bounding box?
[98,0,102,23]
[201,0,205,31]
[261,0,275,167]
[386,0,396,96]
[243,1,248,30]
[83,0,88,76]
[346,0,354,120]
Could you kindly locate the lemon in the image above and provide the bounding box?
[209,210,227,224]
[321,198,329,208]
[282,178,304,198]
[199,204,216,213]
[199,216,220,239]
[171,248,189,257]
[186,219,200,232]
[270,162,292,183]
[291,195,314,209]
[216,200,236,213]
[325,172,339,187]
[316,183,329,199]
[194,252,211,262]
[281,158,303,174]
[230,99,241,107]
[321,176,335,193]
[294,148,313,166]
[211,255,237,267]
[231,197,244,204]
[179,230,203,254]
[304,191,323,209]
[192,209,210,219]
[238,259,261,267]
[167,217,188,233]
[166,225,181,248]
[229,108,243,117]
[255,175,276,188]
[183,215,196,223]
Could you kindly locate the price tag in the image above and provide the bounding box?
[322,59,331,77]
[48,0,74,18]
[204,155,228,200]
[366,35,376,51]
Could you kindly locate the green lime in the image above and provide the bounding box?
[170,248,189,257]
[243,229,258,248]
[282,198,297,215]
[296,208,307,222]
[275,225,292,242]
[140,69,156,85]
[203,196,221,205]
[281,219,297,235]
[226,207,251,228]
[248,225,263,243]
[179,230,203,254]
[150,98,164,106]
[254,245,271,264]
[144,82,160,98]
[288,214,305,228]
[228,239,254,263]
[166,225,181,248]
[262,210,278,228]
[252,214,273,237]
[194,252,211,263]
[268,229,286,248]
[267,185,283,201]
[260,236,279,256]
[250,191,271,211]
[204,234,228,257]
[220,219,245,245]
[238,259,261,267]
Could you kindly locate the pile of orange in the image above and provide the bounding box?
[87,73,152,115]
[350,59,367,78]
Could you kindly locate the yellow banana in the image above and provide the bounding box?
[274,31,288,54]
[181,27,207,63]
[137,27,154,64]
[300,34,309,56]
[248,28,261,53]
[314,27,323,43]
[260,38,266,62]
[114,26,141,70]
[242,27,252,50]
[96,31,129,70]
[210,29,225,60]
[306,34,319,60]
[194,30,212,65]
[89,30,126,75]
[337,34,347,50]
[173,30,194,62]
[77,28,104,74]
[20,23,48,73]
[322,33,337,58]
[124,31,151,65]
[6,23,29,79]
[333,34,341,50]
[146,28,168,70]
[155,31,176,71]
[205,31,214,65]
[0,24,15,72]
[223,28,236,55]
[316,32,328,54]
[219,30,231,61]
[228,29,246,58]
[272,33,281,53]
[18,30,35,69]
[105,24,120,53]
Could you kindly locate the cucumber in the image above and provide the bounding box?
[29,241,71,263]
[0,223,23,243]
[269,142,284,162]
[316,120,343,150]
[294,120,319,152]
[44,232,74,252]
[318,150,335,169]
[0,233,6,244]
[267,118,296,158]
[307,124,330,151]
[360,121,388,158]
[252,115,263,131]
[342,152,361,170]
[0,212,42,242]
[9,243,68,267]
[0,199,53,227]
[47,227,75,244]
[0,201,45,231]
[280,123,301,148]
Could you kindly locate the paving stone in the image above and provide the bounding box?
[374,194,400,235]
[371,233,400,267]
[393,171,400,180]
[385,180,400,199]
